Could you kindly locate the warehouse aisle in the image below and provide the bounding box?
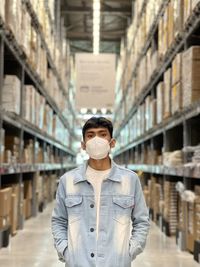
[0,202,199,267]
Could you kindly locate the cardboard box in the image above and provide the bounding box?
[156,82,164,124]
[172,53,182,86]
[0,188,12,217]
[0,215,10,229]
[24,180,32,200]
[150,99,157,128]
[173,0,184,37]
[182,46,200,107]
[172,82,182,114]
[25,199,32,219]
[168,2,174,48]
[2,75,21,115]
[184,0,192,25]
[0,0,5,21]
[10,194,18,235]
[164,68,172,119]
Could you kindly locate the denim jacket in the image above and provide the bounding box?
[51,160,150,267]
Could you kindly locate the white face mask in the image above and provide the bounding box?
[85,136,111,160]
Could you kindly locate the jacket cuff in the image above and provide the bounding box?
[57,240,68,262]
[129,239,143,261]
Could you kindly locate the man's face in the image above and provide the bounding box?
[81,127,116,150]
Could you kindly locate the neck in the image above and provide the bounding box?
[88,156,111,171]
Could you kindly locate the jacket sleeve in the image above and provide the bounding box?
[129,175,150,261]
[51,175,68,262]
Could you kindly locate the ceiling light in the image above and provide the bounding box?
[93,0,100,54]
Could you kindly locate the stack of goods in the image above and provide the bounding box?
[163,68,172,119]
[156,82,164,124]
[182,46,200,108]
[2,75,21,115]
[172,53,182,114]
[23,180,32,220]
[35,142,44,164]
[194,186,200,241]
[183,145,200,166]
[0,187,12,230]
[4,135,20,164]
[23,140,34,164]
[163,181,178,235]
[163,150,183,167]
[9,184,19,235]
[24,85,45,130]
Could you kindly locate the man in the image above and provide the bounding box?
[52,117,150,267]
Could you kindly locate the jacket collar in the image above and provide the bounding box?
[73,159,122,185]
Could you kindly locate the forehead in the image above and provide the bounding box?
[85,127,109,134]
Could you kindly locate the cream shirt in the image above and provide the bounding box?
[86,165,111,240]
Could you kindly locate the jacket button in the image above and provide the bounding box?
[91,253,95,258]
[90,228,94,232]
[90,204,94,208]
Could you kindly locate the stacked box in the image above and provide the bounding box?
[23,180,32,219]
[186,202,195,252]
[23,140,34,164]
[158,15,165,59]
[145,96,151,131]
[184,0,192,25]
[150,99,157,128]
[10,184,19,234]
[164,68,172,119]
[156,82,164,124]
[192,0,200,9]
[5,0,22,43]
[163,181,178,235]
[163,4,169,56]
[0,0,5,21]
[4,135,20,164]
[2,75,21,115]
[168,1,174,48]
[173,0,184,38]
[182,46,200,107]
[0,188,12,229]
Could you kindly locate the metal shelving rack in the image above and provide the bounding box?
[113,1,200,251]
[0,3,76,233]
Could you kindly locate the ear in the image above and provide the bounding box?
[81,141,86,150]
[110,138,116,148]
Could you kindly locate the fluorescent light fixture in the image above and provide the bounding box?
[93,0,100,54]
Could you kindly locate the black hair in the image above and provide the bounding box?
[82,116,113,140]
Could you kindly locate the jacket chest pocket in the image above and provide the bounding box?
[112,196,134,225]
[65,195,83,224]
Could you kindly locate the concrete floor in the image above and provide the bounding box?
[0,202,199,267]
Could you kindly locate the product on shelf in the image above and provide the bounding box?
[183,145,200,166]
[23,180,32,220]
[0,187,12,229]
[163,181,178,236]
[23,139,34,164]
[0,0,5,21]
[163,150,183,167]
[164,68,172,119]
[4,135,20,164]
[2,75,21,115]
[184,0,192,25]
[156,82,164,124]
[173,0,184,38]
[182,46,200,107]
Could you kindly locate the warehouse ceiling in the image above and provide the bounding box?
[60,0,132,54]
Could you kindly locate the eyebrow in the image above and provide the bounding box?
[86,130,108,134]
